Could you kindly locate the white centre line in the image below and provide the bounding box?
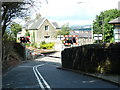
[33,63,52,90]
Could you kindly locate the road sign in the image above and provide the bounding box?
[93,34,102,40]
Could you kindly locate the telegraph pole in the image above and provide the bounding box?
[102,20,104,43]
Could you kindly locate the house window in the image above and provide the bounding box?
[45,25,49,31]
[44,36,50,38]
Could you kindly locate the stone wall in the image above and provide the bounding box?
[2,42,26,73]
[62,43,120,74]
[13,43,26,60]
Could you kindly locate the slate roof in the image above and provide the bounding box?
[23,21,34,29]
[23,17,60,30]
[29,17,45,30]
[52,22,60,29]
[108,17,120,24]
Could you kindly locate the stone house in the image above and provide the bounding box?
[18,15,61,43]
[108,17,120,42]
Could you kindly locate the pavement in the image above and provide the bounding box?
[48,51,120,86]
[48,51,61,58]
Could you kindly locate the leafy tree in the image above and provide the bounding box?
[57,23,70,36]
[2,2,27,36]
[93,9,120,43]
[25,30,30,37]
[11,23,22,38]
[1,0,48,36]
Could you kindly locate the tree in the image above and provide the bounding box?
[57,23,70,36]
[11,22,22,38]
[93,9,120,43]
[25,30,30,36]
[2,2,27,36]
[1,0,48,72]
[1,0,48,36]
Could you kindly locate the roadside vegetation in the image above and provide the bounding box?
[25,41,55,50]
[1,0,48,73]
[56,23,71,36]
[93,9,120,43]
[40,41,55,49]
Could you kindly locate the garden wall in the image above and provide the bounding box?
[62,43,120,74]
[2,42,26,73]
[13,43,26,60]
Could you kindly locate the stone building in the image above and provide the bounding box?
[18,15,61,43]
[109,17,120,42]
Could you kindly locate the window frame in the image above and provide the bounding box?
[45,25,49,31]
[44,36,50,38]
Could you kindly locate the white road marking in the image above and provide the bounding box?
[33,63,52,90]
[35,66,52,89]
[33,65,45,90]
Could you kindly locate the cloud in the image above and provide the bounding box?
[32,0,120,26]
[60,19,94,26]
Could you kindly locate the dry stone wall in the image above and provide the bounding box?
[62,43,120,74]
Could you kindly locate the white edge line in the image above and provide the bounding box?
[33,66,45,90]
[36,66,52,90]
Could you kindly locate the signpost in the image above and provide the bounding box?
[93,34,102,43]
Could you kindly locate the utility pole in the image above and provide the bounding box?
[102,20,104,43]
[102,16,104,43]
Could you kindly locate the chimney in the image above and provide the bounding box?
[36,13,41,19]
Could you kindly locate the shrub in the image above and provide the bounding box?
[31,43,37,48]
[25,43,31,47]
[41,41,46,44]
[40,41,55,49]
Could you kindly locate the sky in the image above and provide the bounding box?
[17,0,120,26]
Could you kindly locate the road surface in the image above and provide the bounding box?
[2,56,119,90]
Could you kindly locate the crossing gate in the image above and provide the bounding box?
[63,35,78,46]
[18,36,31,43]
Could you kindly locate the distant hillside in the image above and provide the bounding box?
[70,25,92,30]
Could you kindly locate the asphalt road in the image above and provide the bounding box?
[2,56,119,90]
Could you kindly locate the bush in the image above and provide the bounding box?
[24,43,31,47]
[40,41,55,49]
[31,43,38,48]
[41,41,46,44]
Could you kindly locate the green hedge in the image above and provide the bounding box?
[40,41,55,49]
[24,43,31,47]
[62,43,120,74]
[31,43,38,48]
